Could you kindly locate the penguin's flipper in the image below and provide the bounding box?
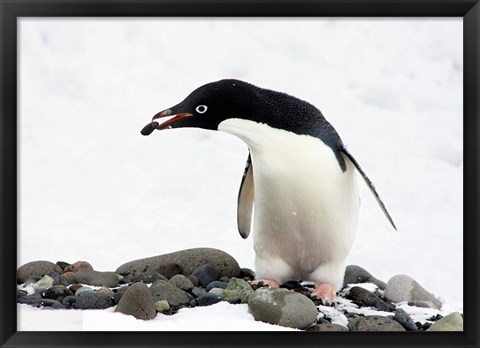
[237,153,254,239]
[340,148,397,230]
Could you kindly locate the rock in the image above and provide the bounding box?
[61,272,77,284]
[154,263,183,279]
[306,323,348,331]
[150,272,169,283]
[187,275,199,287]
[393,308,418,331]
[17,293,43,305]
[33,275,54,291]
[197,293,220,306]
[16,289,28,299]
[192,265,219,288]
[96,287,114,297]
[206,281,228,292]
[239,268,255,280]
[408,300,436,308]
[75,286,94,297]
[52,275,73,287]
[17,261,63,284]
[221,278,253,304]
[74,270,119,288]
[47,271,60,279]
[384,274,442,309]
[343,265,387,290]
[56,261,71,270]
[115,283,156,320]
[427,312,463,331]
[348,316,406,331]
[346,286,391,311]
[219,276,231,283]
[169,274,194,292]
[154,300,171,313]
[208,288,225,298]
[51,302,66,309]
[62,295,78,308]
[43,285,73,302]
[150,280,194,308]
[191,287,207,298]
[64,261,94,273]
[248,288,318,330]
[68,284,83,293]
[74,292,114,309]
[116,248,240,280]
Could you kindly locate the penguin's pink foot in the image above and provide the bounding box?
[311,283,336,305]
[251,279,280,288]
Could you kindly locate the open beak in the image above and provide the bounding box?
[141,109,193,136]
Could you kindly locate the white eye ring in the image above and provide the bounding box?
[196,105,208,114]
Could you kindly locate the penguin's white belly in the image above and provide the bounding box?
[219,118,359,287]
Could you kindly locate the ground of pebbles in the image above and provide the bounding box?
[16,248,462,331]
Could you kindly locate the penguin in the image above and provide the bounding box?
[141,79,396,304]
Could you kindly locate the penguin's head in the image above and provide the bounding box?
[141,79,261,136]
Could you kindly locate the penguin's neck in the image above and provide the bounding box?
[218,118,344,174]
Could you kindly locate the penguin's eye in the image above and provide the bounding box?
[195,105,208,114]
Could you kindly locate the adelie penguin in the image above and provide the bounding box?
[141,79,396,304]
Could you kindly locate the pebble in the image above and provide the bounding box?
[221,278,253,304]
[169,274,194,291]
[393,308,418,331]
[343,265,387,290]
[74,292,114,309]
[206,281,228,292]
[74,270,119,288]
[33,275,54,291]
[190,287,207,298]
[62,295,78,308]
[68,284,83,293]
[306,323,348,331]
[115,248,240,280]
[150,280,194,308]
[114,283,156,320]
[43,285,73,302]
[52,275,72,287]
[150,272,169,283]
[17,261,63,284]
[192,265,220,288]
[248,288,318,330]
[197,293,220,306]
[56,261,71,270]
[384,274,442,309]
[155,300,171,313]
[427,312,463,331]
[346,286,391,311]
[47,271,60,279]
[61,272,77,284]
[348,315,406,331]
[51,303,66,309]
[96,287,114,297]
[75,286,94,297]
[186,275,199,287]
[239,268,255,280]
[208,288,225,298]
[64,261,94,273]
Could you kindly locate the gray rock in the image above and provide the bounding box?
[53,275,73,287]
[17,261,63,284]
[346,286,391,311]
[393,308,418,331]
[348,316,406,331]
[96,287,114,297]
[154,300,171,313]
[427,312,463,331]
[64,261,93,273]
[192,264,219,287]
[206,281,228,292]
[169,274,194,292]
[221,277,253,304]
[74,270,119,288]
[208,288,225,297]
[74,292,114,309]
[248,288,318,330]
[191,287,207,298]
[384,274,442,309]
[150,272,169,282]
[62,295,78,308]
[197,293,220,306]
[343,265,386,290]
[150,280,194,308]
[115,283,156,320]
[75,286,94,297]
[43,285,73,302]
[306,323,349,331]
[33,275,54,291]
[115,248,240,280]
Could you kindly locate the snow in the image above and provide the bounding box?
[18,18,462,331]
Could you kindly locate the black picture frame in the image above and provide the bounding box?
[1,0,478,347]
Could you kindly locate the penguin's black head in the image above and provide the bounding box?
[141,79,261,136]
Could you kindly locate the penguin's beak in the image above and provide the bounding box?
[141,109,193,136]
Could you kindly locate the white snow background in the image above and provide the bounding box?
[17,18,463,331]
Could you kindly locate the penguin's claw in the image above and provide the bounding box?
[311,283,336,305]
[251,279,280,288]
